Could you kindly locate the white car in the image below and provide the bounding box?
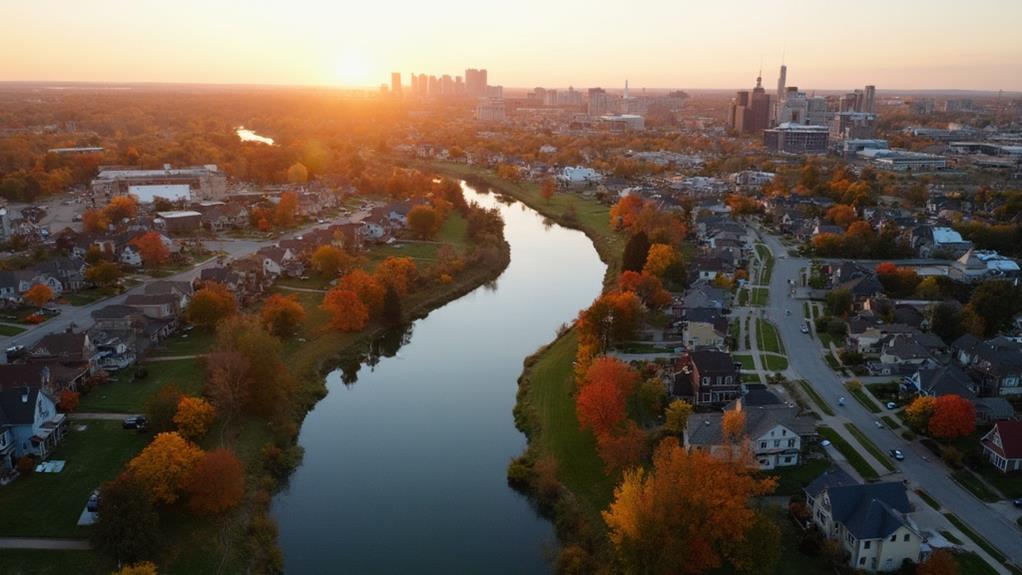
[801,324,810,334]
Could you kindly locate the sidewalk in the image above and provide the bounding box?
[0,538,91,550]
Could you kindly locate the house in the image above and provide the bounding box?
[910,225,972,258]
[144,280,193,310]
[0,382,67,471]
[124,293,180,320]
[952,335,1022,397]
[981,421,1022,473]
[903,364,977,399]
[0,363,89,394]
[674,349,741,405]
[804,473,922,572]
[0,269,65,303]
[949,250,1020,283]
[34,257,88,292]
[678,308,728,350]
[199,203,249,232]
[691,256,735,281]
[257,246,303,278]
[26,332,98,371]
[680,281,730,310]
[120,244,143,267]
[878,333,933,367]
[91,304,172,354]
[684,404,815,469]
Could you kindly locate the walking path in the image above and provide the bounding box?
[144,354,205,362]
[69,412,130,421]
[0,538,91,550]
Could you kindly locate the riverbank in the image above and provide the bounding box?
[425,162,626,564]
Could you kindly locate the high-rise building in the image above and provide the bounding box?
[864,85,876,114]
[465,68,488,97]
[729,74,771,134]
[775,64,787,123]
[764,124,830,154]
[441,75,453,95]
[588,88,609,116]
[390,72,402,97]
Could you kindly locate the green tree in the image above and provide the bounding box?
[825,288,852,316]
[92,474,160,564]
[622,231,651,273]
[965,280,1022,337]
[382,283,402,326]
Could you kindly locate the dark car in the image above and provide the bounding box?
[889,449,905,461]
[122,416,147,430]
[1013,498,1022,508]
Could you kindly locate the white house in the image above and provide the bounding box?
[0,384,66,471]
[557,166,602,187]
[684,403,816,470]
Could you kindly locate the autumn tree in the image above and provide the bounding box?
[23,283,53,307]
[57,390,80,413]
[596,422,649,474]
[130,231,170,267]
[729,512,782,575]
[260,293,306,337]
[186,282,237,330]
[539,178,556,202]
[212,314,292,416]
[576,378,627,436]
[618,270,671,308]
[723,410,747,445]
[610,195,645,231]
[274,191,299,227]
[637,378,667,415]
[206,350,250,424]
[104,194,139,222]
[92,474,160,564]
[375,256,417,296]
[643,243,678,277]
[173,396,216,440]
[825,204,857,228]
[84,261,122,287]
[145,385,183,433]
[112,562,159,575]
[576,291,643,350]
[322,288,369,332]
[185,448,245,516]
[82,208,111,233]
[621,231,651,273]
[407,205,440,239]
[584,356,640,397]
[310,245,351,277]
[602,438,776,574]
[876,262,920,298]
[127,432,204,505]
[929,394,976,439]
[338,269,385,316]
[905,395,936,431]
[917,550,959,575]
[664,399,693,435]
[286,162,309,184]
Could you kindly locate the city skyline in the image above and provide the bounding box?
[2,0,1021,91]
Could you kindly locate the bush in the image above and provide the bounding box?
[941,445,964,469]
[840,350,864,365]
[16,455,36,475]
[506,455,531,489]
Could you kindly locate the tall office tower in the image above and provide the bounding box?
[774,64,787,123]
[410,74,418,94]
[465,68,489,97]
[428,75,440,96]
[729,90,751,132]
[441,75,454,96]
[390,72,402,96]
[730,74,771,133]
[543,89,558,106]
[864,85,876,114]
[587,88,609,116]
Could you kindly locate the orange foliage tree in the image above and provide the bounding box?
[321,288,369,332]
[130,231,170,267]
[917,550,958,575]
[185,448,245,516]
[642,243,678,277]
[23,283,54,307]
[905,395,936,431]
[618,271,671,309]
[126,432,204,505]
[576,378,627,436]
[57,390,80,413]
[310,245,351,277]
[825,204,857,228]
[112,562,158,575]
[610,195,645,231]
[539,178,556,202]
[375,256,417,296]
[338,269,385,316]
[928,394,976,439]
[407,205,440,239]
[584,356,640,397]
[104,195,139,222]
[603,438,776,574]
[576,291,643,351]
[173,396,216,439]
[82,208,111,233]
[186,282,237,330]
[260,293,306,337]
[274,191,299,227]
[596,421,648,474]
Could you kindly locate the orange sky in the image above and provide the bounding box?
[2,0,1020,91]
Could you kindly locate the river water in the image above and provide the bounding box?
[271,182,606,573]
[236,127,274,145]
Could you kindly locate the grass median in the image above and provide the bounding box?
[843,422,896,472]
[796,379,835,416]
[818,425,880,481]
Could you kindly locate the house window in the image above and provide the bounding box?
[784,456,792,463]
[903,534,910,542]
[702,377,710,385]
[864,541,871,550]
[788,439,796,447]
[760,441,767,449]
[859,558,866,566]
[773,440,780,448]
[890,534,896,542]
[782,429,787,436]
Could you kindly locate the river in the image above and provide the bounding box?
[236,127,274,145]
[271,181,606,573]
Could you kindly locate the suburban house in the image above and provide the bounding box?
[951,335,1022,397]
[910,225,972,258]
[26,332,99,371]
[124,293,181,320]
[804,471,923,572]
[0,382,67,473]
[674,349,741,405]
[144,280,193,311]
[685,402,816,469]
[677,307,728,350]
[903,364,977,398]
[34,257,89,292]
[878,333,933,367]
[0,363,89,394]
[257,246,303,278]
[0,269,65,303]
[91,304,173,355]
[981,421,1022,474]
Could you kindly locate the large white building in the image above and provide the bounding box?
[92,164,227,202]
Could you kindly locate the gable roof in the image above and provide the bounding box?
[915,364,975,398]
[987,421,1022,459]
[805,467,857,498]
[826,482,912,540]
[0,387,39,426]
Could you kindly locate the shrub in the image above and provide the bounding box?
[16,455,36,475]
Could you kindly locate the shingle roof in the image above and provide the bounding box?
[804,467,857,498]
[827,482,911,540]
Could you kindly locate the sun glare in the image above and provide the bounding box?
[334,52,372,87]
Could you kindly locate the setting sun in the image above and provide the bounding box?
[334,51,374,87]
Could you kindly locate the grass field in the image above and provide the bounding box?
[0,323,26,336]
[150,329,216,357]
[78,358,204,413]
[818,426,880,480]
[943,513,1014,571]
[734,354,756,370]
[796,379,835,416]
[756,319,784,354]
[0,421,149,538]
[848,386,882,413]
[761,354,789,371]
[915,489,941,510]
[0,550,104,575]
[751,287,769,306]
[951,469,1002,503]
[767,458,829,496]
[843,423,896,472]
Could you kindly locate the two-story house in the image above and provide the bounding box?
[684,403,816,469]
[981,421,1022,474]
[673,349,740,405]
[804,471,922,572]
[0,382,66,471]
[26,331,99,372]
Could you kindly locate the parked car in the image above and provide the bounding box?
[889,449,905,461]
[1013,498,1022,508]
[122,416,147,430]
[875,420,884,429]
[801,322,810,334]
[885,402,897,410]
[87,489,100,512]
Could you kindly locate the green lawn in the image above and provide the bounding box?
[802,301,810,319]
[750,287,769,306]
[734,354,756,370]
[954,551,1000,575]
[951,469,1002,502]
[974,465,1022,499]
[756,319,784,354]
[881,415,901,430]
[79,358,204,413]
[0,421,149,537]
[848,386,882,413]
[915,489,941,510]
[843,423,896,472]
[796,380,835,416]
[737,288,749,306]
[0,550,105,575]
[766,458,830,496]
[943,513,1010,567]
[0,323,26,336]
[63,287,119,307]
[742,373,763,383]
[150,330,216,357]
[818,426,880,480]
[761,354,789,371]
[518,331,616,524]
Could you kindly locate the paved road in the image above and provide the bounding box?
[0,537,91,550]
[753,226,1022,566]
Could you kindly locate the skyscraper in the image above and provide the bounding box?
[864,85,876,114]
[729,73,771,134]
[775,64,787,124]
[465,69,488,97]
[587,88,609,116]
[390,72,402,97]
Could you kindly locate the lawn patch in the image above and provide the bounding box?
[818,426,879,481]
[848,386,882,413]
[79,358,204,413]
[734,354,756,370]
[761,354,788,371]
[796,379,835,416]
[951,469,1001,503]
[843,423,896,472]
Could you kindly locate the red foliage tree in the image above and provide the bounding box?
[584,356,640,397]
[618,271,672,309]
[321,288,368,332]
[596,421,649,474]
[185,448,245,516]
[928,394,976,439]
[130,232,170,267]
[576,378,627,436]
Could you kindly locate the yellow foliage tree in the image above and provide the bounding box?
[113,562,159,575]
[173,396,216,439]
[642,243,678,277]
[126,432,204,505]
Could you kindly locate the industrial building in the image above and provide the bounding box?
[91,164,228,202]
[763,123,829,154]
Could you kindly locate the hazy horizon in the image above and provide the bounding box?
[2,0,1021,91]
